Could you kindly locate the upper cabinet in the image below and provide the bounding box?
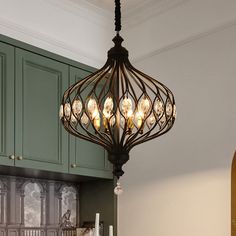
[69,67,112,179]
[0,42,15,166]
[14,49,69,173]
[0,38,113,179]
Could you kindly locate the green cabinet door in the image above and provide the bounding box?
[0,42,15,166]
[69,67,112,179]
[14,49,69,173]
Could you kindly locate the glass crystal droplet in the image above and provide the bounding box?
[64,103,71,119]
[173,105,177,118]
[59,105,64,119]
[81,113,89,125]
[103,97,114,118]
[154,100,164,116]
[87,98,98,119]
[147,113,156,128]
[166,102,173,116]
[114,182,123,195]
[138,97,151,114]
[122,97,133,118]
[72,99,82,117]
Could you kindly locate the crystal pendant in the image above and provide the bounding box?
[109,116,116,126]
[64,103,71,119]
[159,115,166,126]
[72,99,82,117]
[138,97,151,115]
[166,102,173,116]
[103,96,114,118]
[154,100,164,117]
[81,113,89,125]
[114,182,123,195]
[147,113,156,128]
[173,105,177,118]
[70,114,77,125]
[59,105,64,119]
[122,97,133,118]
[87,98,99,119]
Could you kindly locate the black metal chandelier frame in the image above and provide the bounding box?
[60,0,176,179]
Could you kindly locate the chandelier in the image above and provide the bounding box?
[60,0,176,193]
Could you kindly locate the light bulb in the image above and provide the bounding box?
[59,105,64,119]
[103,97,113,118]
[166,102,173,116]
[87,98,98,119]
[72,99,82,117]
[138,97,151,115]
[122,97,133,118]
[154,100,164,117]
[64,103,71,119]
[94,114,101,130]
[147,113,156,128]
[135,111,143,128]
[81,113,89,125]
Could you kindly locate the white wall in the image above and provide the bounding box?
[118,22,236,236]
[0,0,113,67]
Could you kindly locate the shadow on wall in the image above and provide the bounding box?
[121,131,235,186]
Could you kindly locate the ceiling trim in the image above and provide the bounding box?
[46,0,112,29]
[45,0,190,31]
[123,0,189,29]
[0,16,104,67]
[133,18,236,63]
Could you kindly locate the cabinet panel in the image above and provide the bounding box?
[0,42,14,166]
[69,67,112,179]
[15,49,69,172]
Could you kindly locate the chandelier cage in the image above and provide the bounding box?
[60,0,176,181]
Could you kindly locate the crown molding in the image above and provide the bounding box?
[0,16,104,67]
[46,0,190,31]
[122,0,189,29]
[46,0,112,29]
[133,18,236,63]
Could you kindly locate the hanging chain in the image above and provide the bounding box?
[115,0,121,32]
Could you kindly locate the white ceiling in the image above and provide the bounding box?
[68,0,152,13]
[67,0,167,17]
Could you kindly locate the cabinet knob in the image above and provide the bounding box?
[9,155,15,160]
[17,156,23,160]
[71,164,77,168]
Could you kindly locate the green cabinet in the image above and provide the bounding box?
[0,42,15,166]
[0,37,113,179]
[14,49,69,173]
[69,67,112,179]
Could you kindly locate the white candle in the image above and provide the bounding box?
[109,225,113,236]
[94,213,100,236]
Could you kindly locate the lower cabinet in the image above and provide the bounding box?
[69,67,113,179]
